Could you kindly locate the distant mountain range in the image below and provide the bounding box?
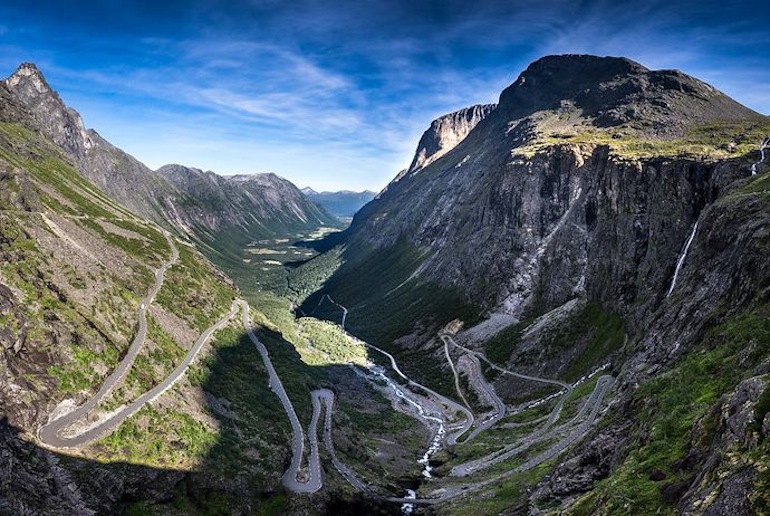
[301,187,376,218]
[2,63,340,273]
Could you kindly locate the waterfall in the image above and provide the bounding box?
[666,221,699,297]
[751,137,769,175]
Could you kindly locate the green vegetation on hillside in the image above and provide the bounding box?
[568,304,770,515]
[303,241,482,347]
[155,243,234,332]
[484,302,624,383]
[519,118,770,162]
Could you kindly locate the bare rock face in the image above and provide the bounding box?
[676,377,767,513]
[158,164,338,236]
[312,55,770,513]
[405,103,496,175]
[3,63,93,158]
[341,55,763,325]
[497,54,757,137]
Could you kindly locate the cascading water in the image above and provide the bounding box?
[319,294,447,508]
[401,489,417,515]
[751,136,770,175]
[666,221,699,297]
[370,367,446,477]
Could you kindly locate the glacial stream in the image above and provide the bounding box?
[320,295,447,513]
[364,365,446,514]
[751,136,770,175]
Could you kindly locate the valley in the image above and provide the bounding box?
[2,53,770,516]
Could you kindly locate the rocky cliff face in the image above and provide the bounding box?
[342,55,764,321]
[307,54,770,513]
[404,103,496,176]
[158,164,338,236]
[3,63,94,158]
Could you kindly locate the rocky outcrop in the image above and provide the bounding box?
[677,377,767,514]
[404,103,496,175]
[3,63,93,158]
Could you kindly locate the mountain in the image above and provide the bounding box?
[156,164,339,271]
[5,54,770,515]
[1,64,339,276]
[301,54,770,512]
[301,187,376,218]
[0,71,258,512]
[1,62,424,516]
[314,55,763,315]
[405,103,496,175]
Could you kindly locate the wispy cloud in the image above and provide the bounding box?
[3,0,769,190]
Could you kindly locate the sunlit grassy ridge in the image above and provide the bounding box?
[517,118,770,161]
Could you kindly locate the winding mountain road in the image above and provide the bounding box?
[450,375,613,477]
[441,334,571,391]
[364,340,474,444]
[240,301,322,493]
[444,340,472,411]
[39,230,181,448]
[461,353,507,441]
[37,240,614,504]
[441,334,572,434]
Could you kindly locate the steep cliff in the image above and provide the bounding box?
[302,55,770,513]
[404,103,496,175]
[325,56,764,320]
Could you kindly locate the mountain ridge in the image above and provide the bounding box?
[301,187,376,218]
[2,63,339,279]
[300,54,770,512]
[4,54,770,515]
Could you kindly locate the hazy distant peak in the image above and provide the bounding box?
[302,188,376,218]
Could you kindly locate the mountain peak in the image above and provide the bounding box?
[3,62,94,156]
[4,62,53,95]
[498,54,760,137]
[499,54,650,116]
[405,103,496,176]
[521,54,647,81]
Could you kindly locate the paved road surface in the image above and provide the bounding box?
[40,301,239,447]
[39,231,180,447]
[451,375,613,477]
[240,301,322,493]
[444,340,472,410]
[461,354,506,442]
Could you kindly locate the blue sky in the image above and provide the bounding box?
[1,0,768,191]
